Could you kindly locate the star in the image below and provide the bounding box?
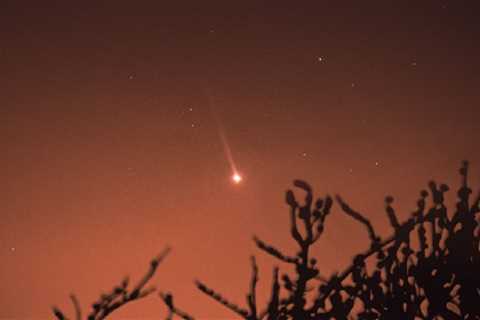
[232,173,242,184]
[127,167,136,176]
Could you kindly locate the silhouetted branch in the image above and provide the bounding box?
[131,247,171,296]
[286,194,304,245]
[336,195,380,244]
[293,180,313,208]
[263,267,280,320]
[159,292,195,320]
[247,256,259,320]
[70,294,81,320]
[53,246,171,320]
[385,196,400,230]
[52,307,69,320]
[195,280,249,318]
[253,236,298,264]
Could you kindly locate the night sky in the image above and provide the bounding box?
[2,1,480,319]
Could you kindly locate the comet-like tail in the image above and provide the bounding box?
[203,82,240,178]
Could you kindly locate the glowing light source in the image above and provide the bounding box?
[232,173,242,184]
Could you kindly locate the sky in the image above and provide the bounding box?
[1,1,480,319]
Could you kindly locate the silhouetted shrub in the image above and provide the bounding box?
[54,161,480,319]
[195,161,479,319]
[52,247,171,320]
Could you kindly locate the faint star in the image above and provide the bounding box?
[348,168,353,173]
[128,73,135,80]
[375,161,380,167]
[317,56,324,62]
[301,152,308,158]
[188,107,193,112]
[411,61,417,67]
[127,167,136,176]
[351,83,356,87]
[10,247,15,252]
[191,123,196,128]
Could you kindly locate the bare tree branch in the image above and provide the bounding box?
[253,236,297,264]
[195,280,249,319]
[159,292,195,320]
[69,294,81,320]
[336,195,380,244]
[247,256,259,320]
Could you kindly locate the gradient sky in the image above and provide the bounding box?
[2,1,480,319]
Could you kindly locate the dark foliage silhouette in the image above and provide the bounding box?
[52,247,171,320]
[54,161,480,319]
[194,161,479,319]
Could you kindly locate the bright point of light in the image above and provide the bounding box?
[232,173,242,184]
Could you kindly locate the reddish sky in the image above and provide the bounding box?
[1,1,480,319]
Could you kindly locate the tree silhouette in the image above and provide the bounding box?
[54,161,480,319]
[52,247,171,320]
[194,161,479,319]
